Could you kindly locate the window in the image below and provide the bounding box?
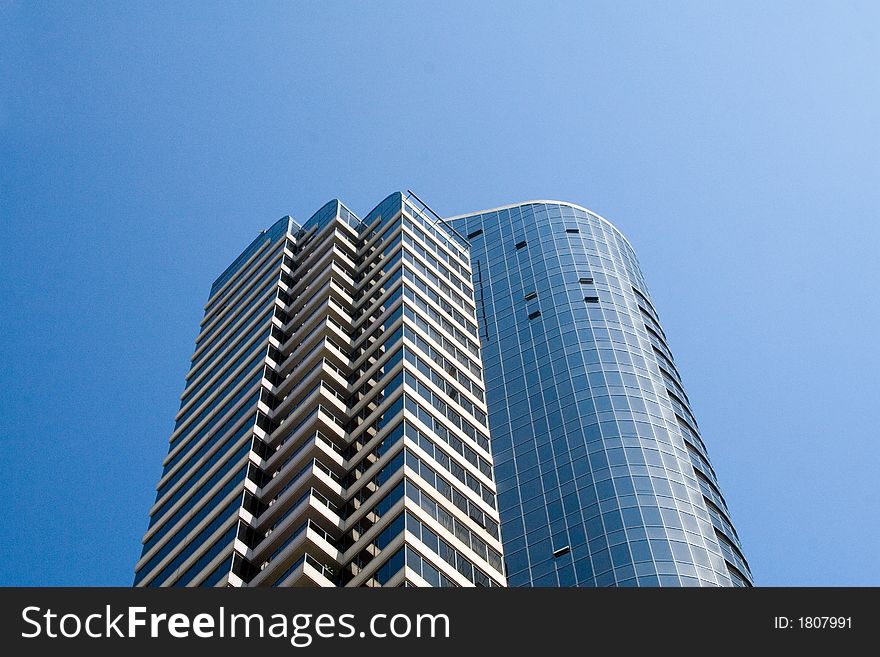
[584,296,599,303]
[579,277,593,284]
[528,310,541,320]
[515,240,527,250]
[565,228,579,234]
[524,291,537,301]
[553,545,571,558]
[467,229,483,240]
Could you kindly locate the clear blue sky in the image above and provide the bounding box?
[1,1,878,586]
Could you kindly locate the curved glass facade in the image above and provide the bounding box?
[448,201,752,587]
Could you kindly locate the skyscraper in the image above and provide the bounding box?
[135,193,751,588]
[134,193,505,587]
[446,201,752,587]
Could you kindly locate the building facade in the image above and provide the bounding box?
[446,201,752,587]
[134,193,505,587]
[135,193,751,588]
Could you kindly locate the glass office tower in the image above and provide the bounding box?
[134,193,505,587]
[135,192,751,588]
[447,201,752,587]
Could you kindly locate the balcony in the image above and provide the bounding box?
[272,552,337,588]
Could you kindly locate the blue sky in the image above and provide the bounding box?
[1,1,878,586]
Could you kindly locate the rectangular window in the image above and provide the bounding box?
[515,240,527,250]
[579,276,594,284]
[553,545,571,558]
[584,296,600,303]
[528,310,541,320]
[524,291,537,301]
[565,228,579,234]
[467,229,483,240]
